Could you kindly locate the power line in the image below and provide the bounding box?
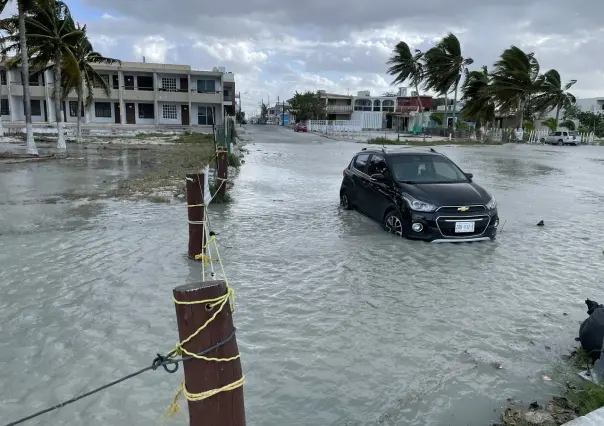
[4,328,237,426]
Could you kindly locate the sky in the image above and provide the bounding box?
[3,1,604,115]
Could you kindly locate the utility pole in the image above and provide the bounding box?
[282,99,285,126]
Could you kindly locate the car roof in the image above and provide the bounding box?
[357,146,441,157]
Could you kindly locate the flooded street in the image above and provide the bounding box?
[2,126,604,426]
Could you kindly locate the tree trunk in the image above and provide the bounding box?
[18,3,38,156]
[443,92,448,137]
[76,87,82,143]
[54,51,66,150]
[554,106,561,131]
[517,98,524,130]
[452,82,459,137]
[415,83,425,142]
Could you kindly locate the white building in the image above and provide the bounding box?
[0,60,236,128]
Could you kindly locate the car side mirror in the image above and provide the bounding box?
[370,173,386,181]
[465,172,473,181]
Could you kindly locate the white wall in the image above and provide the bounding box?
[158,102,182,125]
[351,111,383,130]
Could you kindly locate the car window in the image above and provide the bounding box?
[554,132,562,136]
[353,153,370,173]
[388,154,468,184]
[367,155,388,176]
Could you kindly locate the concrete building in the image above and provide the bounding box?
[315,88,434,131]
[0,60,236,128]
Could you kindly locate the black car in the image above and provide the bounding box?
[339,147,499,242]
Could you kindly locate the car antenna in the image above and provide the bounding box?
[429,147,437,153]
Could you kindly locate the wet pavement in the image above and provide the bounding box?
[1,126,604,426]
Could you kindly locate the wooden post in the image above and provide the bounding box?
[173,281,245,426]
[186,172,205,260]
[216,148,228,199]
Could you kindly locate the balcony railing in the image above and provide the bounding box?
[396,105,419,114]
[159,87,189,92]
[326,104,353,112]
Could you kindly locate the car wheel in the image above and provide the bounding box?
[384,210,404,237]
[558,139,563,145]
[340,190,352,210]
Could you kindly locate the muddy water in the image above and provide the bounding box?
[1,129,604,426]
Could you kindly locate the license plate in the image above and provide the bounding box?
[455,221,475,233]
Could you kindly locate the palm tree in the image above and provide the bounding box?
[424,33,473,130]
[22,0,82,150]
[532,69,576,130]
[0,0,38,155]
[61,26,120,143]
[386,41,426,115]
[490,46,541,128]
[460,65,495,138]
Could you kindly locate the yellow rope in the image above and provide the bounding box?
[165,223,243,417]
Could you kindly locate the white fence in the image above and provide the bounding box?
[526,130,597,144]
[307,120,362,133]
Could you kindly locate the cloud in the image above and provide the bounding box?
[73,0,604,114]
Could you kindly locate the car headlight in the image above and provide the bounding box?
[486,197,497,210]
[403,195,437,212]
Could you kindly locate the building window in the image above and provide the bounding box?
[124,75,134,90]
[94,102,112,118]
[138,103,154,119]
[354,99,372,111]
[162,104,178,120]
[0,70,6,85]
[161,77,177,91]
[30,99,41,116]
[69,101,84,117]
[373,100,381,112]
[223,89,232,101]
[137,75,153,91]
[197,106,214,125]
[382,100,395,112]
[197,79,215,93]
[29,73,41,86]
[93,74,109,88]
[0,99,9,115]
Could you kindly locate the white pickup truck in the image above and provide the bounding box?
[542,131,580,146]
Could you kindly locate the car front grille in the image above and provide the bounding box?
[436,215,491,237]
[437,205,486,214]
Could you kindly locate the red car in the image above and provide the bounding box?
[295,123,307,132]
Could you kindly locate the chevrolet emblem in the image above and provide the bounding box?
[457,206,470,212]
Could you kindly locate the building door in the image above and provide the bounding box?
[180,77,188,92]
[181,105,190,125]
[125,103,135,124]
[114,103,121,124]
[43,100,48,122]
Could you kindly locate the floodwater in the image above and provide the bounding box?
[1,127,604,426]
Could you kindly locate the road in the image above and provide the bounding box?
[1,124,604,425]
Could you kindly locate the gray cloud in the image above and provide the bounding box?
[78,0,604,113]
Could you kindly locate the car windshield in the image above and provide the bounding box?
[388,154,469,184]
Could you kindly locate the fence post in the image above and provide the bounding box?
[173,280,245,426]
[216,147,228,199]
[186,172,206,260]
